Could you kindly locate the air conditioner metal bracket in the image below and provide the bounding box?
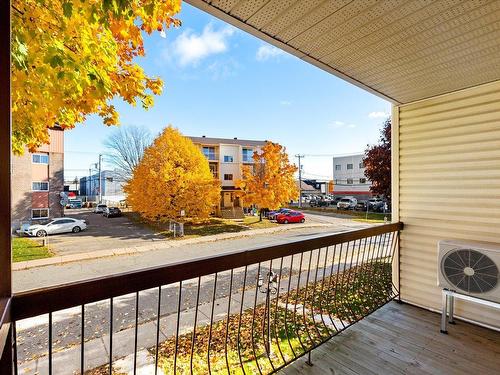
[440,288,500,333]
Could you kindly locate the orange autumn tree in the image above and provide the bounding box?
[237,142,299,219]
[11,0,181,154]
[125,126,220,222]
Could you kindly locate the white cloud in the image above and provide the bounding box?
[206,58,239,80]
[368,111,389,119]
[279,100,292,106]
[171,23,235,66]
[256,45,285,61]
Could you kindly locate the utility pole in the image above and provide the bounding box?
[296,154,304,208]
[332,156,335,182]
[98,154,102,203]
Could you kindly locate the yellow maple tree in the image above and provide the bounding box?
[125,126,220,222]
[237,142,299,218]
[11,0,181,154]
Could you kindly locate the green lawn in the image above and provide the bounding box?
[124,212,279,239]
[243,216,278,229]
[12,237,53,262]
[299,206,391,223]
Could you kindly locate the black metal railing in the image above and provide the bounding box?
[10,222,402,374]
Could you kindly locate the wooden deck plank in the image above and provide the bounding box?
[280,301,500,375]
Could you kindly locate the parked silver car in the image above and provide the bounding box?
[337,197,357,210]
[24,218,87,237]
[93,204,107,214]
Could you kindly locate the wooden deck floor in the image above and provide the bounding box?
[281,301,500,375]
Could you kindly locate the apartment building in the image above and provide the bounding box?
[11,128,64,228]
[332,153,372,198]
[189,136,266,211]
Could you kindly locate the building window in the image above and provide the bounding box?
[347,178,353,184]
[359,178,366,184]
[32,208,49,220]
[224,155,234,162]
[224,174,233,181]
[359,162,365,169]
[347,163,353,170]
[32,153,49,164]
[242,148,253,162]
[32,181,49,191]
[202,147,216,160]
[209,164,218,178]
[335,164,341,171]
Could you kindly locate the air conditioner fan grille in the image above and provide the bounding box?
[442,249,498,294]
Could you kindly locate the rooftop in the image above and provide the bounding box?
[189,135,267,147]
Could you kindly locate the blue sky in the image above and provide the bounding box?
[65,2,390,183]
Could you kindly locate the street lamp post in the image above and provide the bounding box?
[257,270,278,356]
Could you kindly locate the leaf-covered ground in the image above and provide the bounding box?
[89,262,393,374]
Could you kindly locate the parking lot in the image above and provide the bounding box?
[45,208,161,255]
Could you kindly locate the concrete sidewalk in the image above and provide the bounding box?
[13,222,329,271]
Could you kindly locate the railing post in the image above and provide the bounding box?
[0,0,13,372]
[0,322,13,375]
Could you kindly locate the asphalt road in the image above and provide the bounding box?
[47,208,160,255]
[14,213,371,292]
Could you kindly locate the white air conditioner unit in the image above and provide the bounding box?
[438,239,500,303]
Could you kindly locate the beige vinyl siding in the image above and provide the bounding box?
[396,79,500,329]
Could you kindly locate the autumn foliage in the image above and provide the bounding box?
[125,126,220,222]
[237,142,298,211]
[363,118,391,198]
[11,0,181,154]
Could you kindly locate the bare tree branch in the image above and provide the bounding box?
[104,125,153,181]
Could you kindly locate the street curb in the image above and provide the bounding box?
[13,223,330,271]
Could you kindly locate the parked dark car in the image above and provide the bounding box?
[355,201,367,211]
[103,207,122,218]
[310,199,329,207]
[367,198,386,212]
[267,208,292,220]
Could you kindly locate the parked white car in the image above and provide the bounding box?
[93,204,107,214]
[25,218,87,237]
[337,197,357,210]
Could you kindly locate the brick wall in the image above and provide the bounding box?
[11,151,32,227]
[49,152,64,218]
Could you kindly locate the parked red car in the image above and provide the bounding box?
[276,211,305,224]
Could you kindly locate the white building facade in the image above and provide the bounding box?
[332,153,372,198]
[189,136,266,210]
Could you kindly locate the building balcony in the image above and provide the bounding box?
[281,301,500,374]
[204,154,218,161]
[3,222,500,375]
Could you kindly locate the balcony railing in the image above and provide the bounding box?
[204,153,218,161]
[6,222,402,374]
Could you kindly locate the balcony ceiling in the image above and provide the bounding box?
[186,0,500,104]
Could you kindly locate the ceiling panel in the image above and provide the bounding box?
[187,0,500,104]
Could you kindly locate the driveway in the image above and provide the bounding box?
[47,208,162,255]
